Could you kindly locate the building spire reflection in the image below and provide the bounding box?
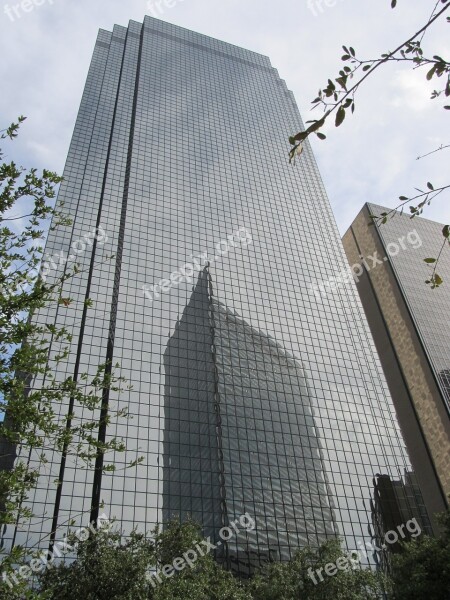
[163,266,337,575]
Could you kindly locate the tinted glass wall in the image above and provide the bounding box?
[2,17,431,572]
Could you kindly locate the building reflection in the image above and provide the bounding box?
[163,267,337,575]
[162,267,223,543]
[439,369,450,404]
[370,471,432,571]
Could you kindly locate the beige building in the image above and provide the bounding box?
[343,203,450,533]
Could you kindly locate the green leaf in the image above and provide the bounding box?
[316,132,327,140]
[58,297,73,307]
[391,0,397,7]
[293,131,308,142]
[427,182,434,190]
[426,66,436,81]
[424,258,436,263]
[336,76,348,90]
[442,225,449,239]
[306,115,326,134]
[335,106,346,127]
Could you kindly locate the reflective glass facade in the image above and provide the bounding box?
[2,17,432,572]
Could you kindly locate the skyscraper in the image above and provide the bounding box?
[343,203,450,530]
[2,17,432,572]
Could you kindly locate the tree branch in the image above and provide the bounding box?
[416,143,450,160]
[289,1,450,158]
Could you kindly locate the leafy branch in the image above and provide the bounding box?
[288,2,450,286]
[370,183,450,224]
[370,182,450,288]
[288,0,450,162]
[0,118,137,532]
[423,227,449,288]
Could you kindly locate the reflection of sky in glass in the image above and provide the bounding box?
[1,17,431,567]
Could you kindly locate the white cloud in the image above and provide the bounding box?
[1,0,448,231]
[390,69,436,112]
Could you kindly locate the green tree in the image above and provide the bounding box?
[249,537,389,600]
[390,509,450,599]
[38,525,154,600]
[150,520,251,600]
[38,520,250,600]
[288,0,450,287]
[0,118,137,593]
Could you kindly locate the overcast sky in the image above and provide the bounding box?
[1,0,449,235]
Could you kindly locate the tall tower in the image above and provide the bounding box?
[2,17,432,572]
[343,203,450,532]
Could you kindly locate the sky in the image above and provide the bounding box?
[1,0,449,235]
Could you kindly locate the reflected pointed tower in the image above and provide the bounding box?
[163,267,337,575]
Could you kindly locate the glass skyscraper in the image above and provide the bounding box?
[2,17,432,573]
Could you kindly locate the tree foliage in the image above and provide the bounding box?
[0,118,134,534]
[390,509,450,599]
[2,515,450,598]
[37,520,251,600]
[249,538,389,600]
[38,526,154,600]
[289,0,450,286]
[34,523,386,600]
